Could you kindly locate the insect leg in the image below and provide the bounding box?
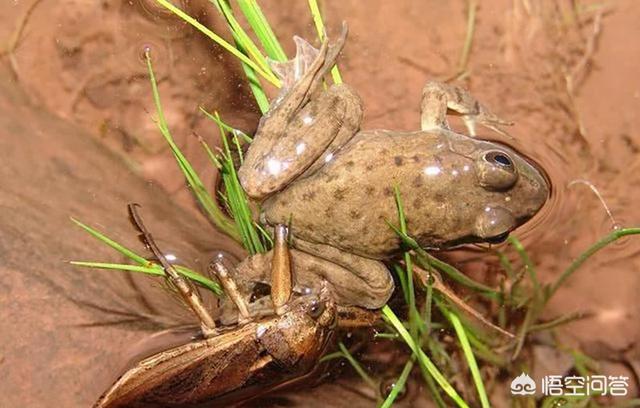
[337,306,381,328]
[209,260,251,323]
[127,203,217,338]
[271,224,292,315]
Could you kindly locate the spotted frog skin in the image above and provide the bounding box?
[237,27,549,309]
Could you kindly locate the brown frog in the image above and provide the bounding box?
[236,26,549,310]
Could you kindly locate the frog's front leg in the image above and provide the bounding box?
[239,26,363,199]
[420,81,513,137]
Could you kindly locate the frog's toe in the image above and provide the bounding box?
[463,110,514,139]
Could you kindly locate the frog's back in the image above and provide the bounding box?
[263,129,480,258]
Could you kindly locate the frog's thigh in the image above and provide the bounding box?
[420,81,509,136]
[294,240,394,309]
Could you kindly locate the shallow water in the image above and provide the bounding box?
[1,0,639,406]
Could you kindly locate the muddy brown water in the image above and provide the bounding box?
[1,0,639,407]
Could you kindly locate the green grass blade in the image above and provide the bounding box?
[507,235,540,294]
[211,0,271,73]
[70,221,222,295]
[71,261,162,275]
[71,217,148,265]
[547,227,640,301]
[379,358,414,407]
[238,54,271,113]
[210,0,272,112]
[337,342,378,392]
[382,305,470,408]
[417,362,448,408]
[307,0,342,84]
[318,351,344,362]
[387,224,498,298]
[195,133,223,169]
[199,108,253,143]
[445,309,490,408]
[422,273,434,335]
[174,265,223,294]
[392,185,419,337]
[237,0,287,61]
[70,262,221,295]
[155,0,280,86]
[215,113,267,254]
[145,50,240,242]
[379,357,414,408]
[393,264,409,304]
[528,311,585,333]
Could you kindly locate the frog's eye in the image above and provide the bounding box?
[476,150,518,190]
[484,151,514,169]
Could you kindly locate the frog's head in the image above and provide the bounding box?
[466,142,550,244]
[260,283,337,368]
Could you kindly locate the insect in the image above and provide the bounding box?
[94,204,338,408]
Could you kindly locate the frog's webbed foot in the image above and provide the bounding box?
[420,81,514,138]
[268,23,347,105]
[269,37,320,95]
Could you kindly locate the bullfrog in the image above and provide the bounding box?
[235,26,549,310]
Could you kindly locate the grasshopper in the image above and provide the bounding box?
[94,204,338,407]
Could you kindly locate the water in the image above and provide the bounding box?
[2,0,639,406]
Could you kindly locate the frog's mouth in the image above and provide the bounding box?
[428,230,515,250]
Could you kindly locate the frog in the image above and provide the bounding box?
[235,25,550,311]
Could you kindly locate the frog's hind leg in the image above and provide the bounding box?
[224,242,392,320]
[239,24,363,199]
[420,81,513,137]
